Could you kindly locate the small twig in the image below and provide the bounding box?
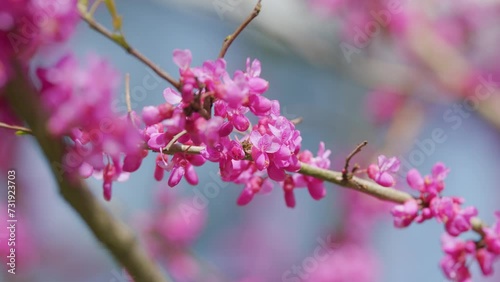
[218,0,262,58]
[291,117,303,125]
[124,73,137,127]
[88,0,103,16]
[166,130,188,151]
[342,141,368,180]
[161,143,203,155]
[0,122,32,134]
[125,73,132,113]
[79,12,181,90]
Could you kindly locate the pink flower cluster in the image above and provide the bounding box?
[142,50,331,207]
[390,163,478,237]
[37,54,144,200]
[0,0,79,89]
[378,161,500,281]
[136,190,206,282]
[439,230,499,282]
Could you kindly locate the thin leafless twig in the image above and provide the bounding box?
[79,11,181,90]
[218,0,262,58]
[0,122,32,134]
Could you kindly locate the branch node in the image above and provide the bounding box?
[342,141,368,181]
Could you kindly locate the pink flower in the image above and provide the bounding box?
[292,142,331,202]
[364,89,405,124]
[431,197,478,236]
[136,190,206,281]
[94,161,130,201]
[0,0,79,88]
[249,130,280,170]
[154,152,205,188]
[476,248,495,276]
[367,155,400,187]
[407,163,449,197]
[484,211,500,254]
[406,169,425,191]
[245,58,268,94]
[173,49,192,71]
[439,234,475,282]
[237,176,273,206]
[305,242,379,282]
[391,199,419,228]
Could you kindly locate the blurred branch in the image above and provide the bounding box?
[0,121,32,135]
[403,21,500,130]
[5,64,169,282]
[218,0,262,58]
[342,140,367,180]
[380,100,425,157]
[78,5,181,91]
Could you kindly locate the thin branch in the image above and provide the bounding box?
[166,129,187,151]
[125,73,132,113]
[5,65,169,282]
[291,117,303,125]
[342,140,367,180]
[79,11,181,90]
[88,0,103,16]
[218,0,262,58]
[155,142,487,236]
[0,121,32,134]
[162,143,204,155]
[124,73,137,127]
[404,21,500,131]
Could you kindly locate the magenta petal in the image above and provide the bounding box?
[184,165,199,185]
[168,166,185,187]
[252,149,268,170]
[233,115,250,131]
[163,88,182,104]
[284,190,296,208]
[406,169,424,191]
[237,189,254,206]
[142,106,161,125]
[477,249,495,276]
[189,155,206,167]
[267,164,286,181]
[249,95,272,115]
[219,121,233,137]
[249,130,262,146]
[377,155,388,166]
[367,164,379,181]
[154,165,164,181]
[103,182,112,201]
[148,133,168,149]
[172,49,192,70]
[123,154,142,172]
[265,140,281,153]
[248,77,268,93]
[78,162,93,178]
[377,172,395,187]
[432,162,450,180]
[307,181,326,200]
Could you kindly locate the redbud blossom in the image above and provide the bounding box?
[367,155,400,187]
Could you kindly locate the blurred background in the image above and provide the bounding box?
[3,0,500,281]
